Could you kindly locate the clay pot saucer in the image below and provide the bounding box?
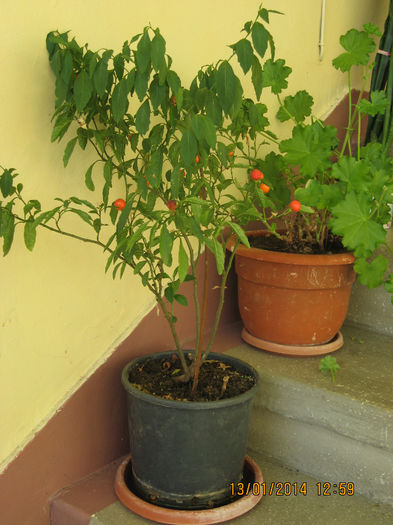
[114,455,263,524]
[242,328,344,357]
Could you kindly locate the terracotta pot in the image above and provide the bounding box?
[227,231,356,353]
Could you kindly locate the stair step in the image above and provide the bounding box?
[226,323,393,507]
[51,322,393,524]
[51,451,393,525]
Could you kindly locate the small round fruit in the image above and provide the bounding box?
[250,168,264,181]
[228,151,234,157]
[260,183,270,194]
[289,200,301,212]
[167,199,177,212]
[195,154,200,164]
[114,198,126,210]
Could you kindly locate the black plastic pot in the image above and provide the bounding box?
[121,351,258,510]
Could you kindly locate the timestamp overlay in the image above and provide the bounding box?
[230,481,355,497]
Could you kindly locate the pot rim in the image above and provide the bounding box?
[226,230,355,266]
[121,351,258,409]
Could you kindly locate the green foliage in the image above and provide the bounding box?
[319,356,340,383]
[1,2,393,376]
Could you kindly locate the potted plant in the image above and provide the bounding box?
[226,16,393,355]
[0,4,292,523]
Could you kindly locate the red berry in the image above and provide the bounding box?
[250,168,264,181]
[228,151,234,157]
[167,199,177,212]
[289,200,301,212]
[113,198,126,210]
[259,183,270,194]
[195,154,200,164]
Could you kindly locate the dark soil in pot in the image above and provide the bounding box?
[248,229,346,255]
[127,352,256,402]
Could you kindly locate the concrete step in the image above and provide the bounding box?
[52,450,393,525]
[51,322,393,524]
[226,323,393,507]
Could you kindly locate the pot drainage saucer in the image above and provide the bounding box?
[114,454,263,524]
[241,328,343,357]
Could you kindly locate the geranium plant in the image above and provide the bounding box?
[237,18,393,302]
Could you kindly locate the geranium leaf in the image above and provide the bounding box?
[332,29,375,72]
[262,58,291,94]
[330,192,386,253]
[354,255,388,288]
[277,90,314,123]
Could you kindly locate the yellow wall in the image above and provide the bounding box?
[0,0,387,472]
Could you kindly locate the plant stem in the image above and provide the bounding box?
[202,236,239,360]
[191,247,209,395]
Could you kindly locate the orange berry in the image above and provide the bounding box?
[114,198,126,210]
[167,199,177,212]
[260,183,270,194]
[195,154,200,164]
[289,200,301,212]
[228,151,234,157]
[250,168,264,181]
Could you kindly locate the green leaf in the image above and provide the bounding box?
[279,122,338,177]
[180,127,197,166]
[135,100,151,134]
[174,294,188,306]
[277,90,314,123]
[333,29,375,72]
[0,169,13,198]
[149,76,166,110]
[213,238,225,275]
[251,21,269,59]
[178,241,189,282]
[167,70,181,95]
[358,90,389,117]
[61,50,73,84]
[263,59,291,94]
[23,220,36,251]
[134,69,149,101]
[63,137,77,167]
[74,71,93,111]
[170,169,181,199]
[85,163,95,191]
[227,221,250,247]
[354,255,388,288]
[135,30,151,73]
[251,56,263,100]
[103,160,112,186]
[151,31,166,72]
[232,38,254,74]
[94,56,110,96]
[216,60,238,116]
[51,114,72,143]
[330,192,386,253]
[160,225,173,266]
[3,213,15,256]
[191,115,216,149]
[113,54,125,80]
[111,78,129,123]
[69,208,93,225]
